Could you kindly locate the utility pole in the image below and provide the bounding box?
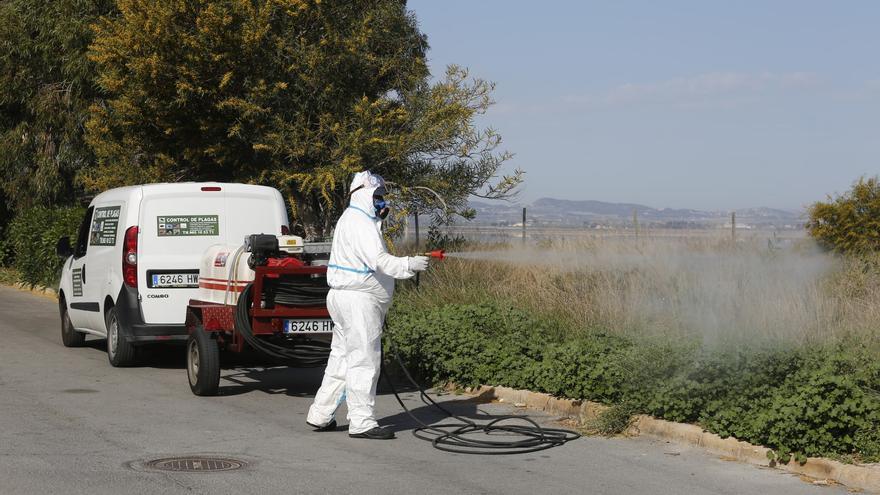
[522,207,527,244]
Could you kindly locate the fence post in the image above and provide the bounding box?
[522,207,527,244]
[633,208,640,241]
[731,211,736,245]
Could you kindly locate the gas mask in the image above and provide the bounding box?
[373,195,390,220]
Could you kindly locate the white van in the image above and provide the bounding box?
[56,182,289,366]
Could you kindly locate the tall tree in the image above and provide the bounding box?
[0,0,115,213]
[87,0,520,238]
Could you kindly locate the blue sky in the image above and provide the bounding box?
[407,0,880,211]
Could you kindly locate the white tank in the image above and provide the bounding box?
[196,235,309,305]
[197,244,256,305]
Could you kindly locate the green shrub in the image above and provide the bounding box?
[536,336,630,402]
[386,302,552,388]
[808,176,880,253]
[386,298,880,462]
[0,227,13,266]
[855,424,880,461]
[6,206,84,288]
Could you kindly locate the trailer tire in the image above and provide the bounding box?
[107,306,137,367]
[187,326,220,396]
[60,300,85,348]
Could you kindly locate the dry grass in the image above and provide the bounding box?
[401,234,880,347]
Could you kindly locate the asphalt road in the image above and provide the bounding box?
[0,286,848,495]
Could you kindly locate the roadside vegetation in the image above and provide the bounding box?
[386,237,880,464]
[0,207,84,288]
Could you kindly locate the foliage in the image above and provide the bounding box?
[425,222,468,252]
[86,0,521,238]
[0,0,114,215]
[0,267,21,286]
[808,176,880,253]
[0,195,12,266]
[386,299,880,462]
[6,206,85,288]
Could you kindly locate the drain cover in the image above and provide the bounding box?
[144,456,245,473]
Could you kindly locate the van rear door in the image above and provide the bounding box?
[138,184,287,325]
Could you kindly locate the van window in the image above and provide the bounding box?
[74,207,94,258]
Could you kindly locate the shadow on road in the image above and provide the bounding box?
[219,365,325,396]
[78,339,515,435]
[206,364,514,435]
[79,338,188,369]
[377,388,512,434]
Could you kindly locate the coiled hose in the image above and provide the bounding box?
[234,282,331,367]
[263,275,329,307]
[382,333,581,455]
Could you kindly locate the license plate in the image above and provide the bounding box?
[283,319,334,334]
[151,273,199,288]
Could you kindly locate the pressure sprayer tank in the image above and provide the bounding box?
[197,235,312,305]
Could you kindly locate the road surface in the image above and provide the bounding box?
[0,286,846,495]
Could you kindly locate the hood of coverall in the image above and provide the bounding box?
[349,171,387,222]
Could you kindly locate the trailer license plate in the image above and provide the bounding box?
[284,319,334,334]
[151,273,199,288]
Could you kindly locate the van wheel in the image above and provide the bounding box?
[187,326,220,396]
[106,307,136,367]
[60,302,85,348]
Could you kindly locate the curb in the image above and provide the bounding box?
[457,384,880,493]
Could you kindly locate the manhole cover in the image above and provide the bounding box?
[144,456,245,473]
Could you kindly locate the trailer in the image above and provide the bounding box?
[184,234,333,396]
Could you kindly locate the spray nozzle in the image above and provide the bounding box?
[424,249,445,260]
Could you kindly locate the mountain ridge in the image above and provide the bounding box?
[467,197,804,228]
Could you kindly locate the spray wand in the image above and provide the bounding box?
[413,250,444,288]
[423,249,445,260]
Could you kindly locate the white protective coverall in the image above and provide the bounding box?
[307,171,421,434]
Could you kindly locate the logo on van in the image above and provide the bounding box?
[147,293,170,299]
[157,215,219,237]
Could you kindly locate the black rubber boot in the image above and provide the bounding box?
[307,419,337,432]
[349,426,395,440]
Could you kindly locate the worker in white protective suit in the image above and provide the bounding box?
[306,171,429,440]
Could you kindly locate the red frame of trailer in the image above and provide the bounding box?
[185,264,330,353]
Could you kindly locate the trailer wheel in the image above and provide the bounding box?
[187,326,220,396]
[107,306,137,367]
[60,300,85,348]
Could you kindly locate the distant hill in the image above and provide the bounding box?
[467,198,803,229]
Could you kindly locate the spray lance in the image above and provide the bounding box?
[423,249,445,260]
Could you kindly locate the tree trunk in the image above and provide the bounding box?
[288,188,347,241]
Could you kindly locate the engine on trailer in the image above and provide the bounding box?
[197,234,331,306]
